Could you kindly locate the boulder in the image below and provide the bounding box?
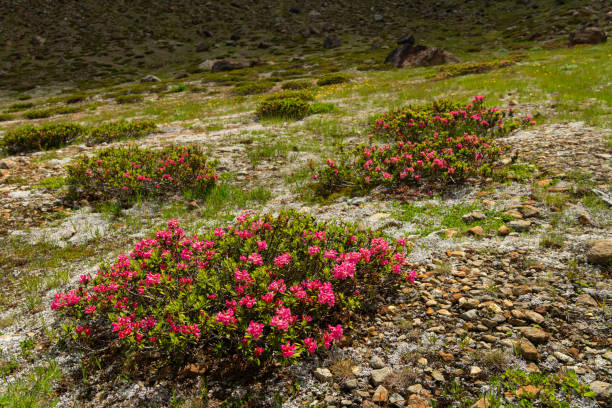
[140,75,161,83]
[586,239,612,265]
[569,27,607,46]
[323,34,342,49]
[211,59,247,73]
[385,39,459,68]
[195,42,210,52]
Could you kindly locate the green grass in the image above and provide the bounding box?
[34,176,65,190]
[198,183,272,221]
[0,361,62,408]
[394,201,512,237]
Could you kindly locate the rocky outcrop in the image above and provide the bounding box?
[385,36,459,68]
[569,26,607,46]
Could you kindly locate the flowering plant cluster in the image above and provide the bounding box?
[52,210,415,365]
[312,97,535,196]
[66,144,218,204]
[0,123,86,154]
[85,119,157,144]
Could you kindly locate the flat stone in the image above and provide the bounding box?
[520,327,550,344]
[516,385,540,398]
[519,205,540,218]
[343,378,358,390]
[462,211,486,223]
[576,293,598,307]
[586,239,612,265]
[523,310,545,324]
[470,366,482,377]
[314,367,333,382]
[372,385,389,402]
[370,355,385,369]
[508,220,531,232]
[468,226,485,236]
[432,370,445,382]
[370,366,394,386]
[516,338,539,361]
[589,381,612,399]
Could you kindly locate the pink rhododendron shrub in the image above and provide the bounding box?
[312,97,535,196]
[52,210,415,365]
[66,144,218,204]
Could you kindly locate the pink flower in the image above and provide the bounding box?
[274,253,291,268]
[333,261,356,280]
[145,273,162,286]
[304,337,317,354]
[317,282,335,307]
[308,246,321,255]
[254,347,264,357]
[234,269,252,283]
[329,324,343,340]
[248,253,263,266]
[406,269,417,284]
[257,240,268,251]
[216,308,237,326]
[79,275,90,284]
[239,295,257,308]
[323,250,337,259]
[84,305,96,314]
[281,341,296,358]
[246,321,264,339]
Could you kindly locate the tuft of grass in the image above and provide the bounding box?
[35,176,65,190]
[281,80,313,90]
[232,81,274,96]
[0,113,15,122]
[0,361,62,407]
[6,102,35,112]
[115,94,144,104]
[539,231,564,248]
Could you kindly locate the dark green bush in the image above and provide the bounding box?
[23,109,53,119]
[115,94,144,104]
[85,119,157,145]
[257,97,311,120]
[54,106,84,115]
[0,113,15,122]
[281,80,313,90]
[232,81,274,96]
[65,94,86,104]
[66,144,218,203]
[6,102,34,112]
[317,73,351,86]
[0,123,86,154]
[263,90,314,102]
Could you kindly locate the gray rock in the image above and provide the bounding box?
[508,220,531,232]
[370,355,386,369]
[589,381,611,399]
[569,27,607,46]
[314,367,333,382]
[140,74,161,83]
[370,366,394,386]
[586,239,612,265]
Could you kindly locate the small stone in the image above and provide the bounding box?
[470,366,482,377]
[468,226,485,236]
[343,378,358,390]
[508,220,531,232]
[586,239,612,265]
[140,74,161,82]
[576,293,598,307]
[462,309,478,321]
[314,367,333,382]
[589,381,612,399]
[371,367,394,386]
[504,209,523,219]
[523,310,545,324]
[462,211,486,223]
[498,225,510,236]
[417,357,428,366]
[512,285,531,296]
[407,384,423,394]
[519,205,540,218]
[520,327,550,344]
[372,385,389,402]
[370,355,386,369]
[432,370,445,382]
[471,398,491,408]
[517,338,539,361]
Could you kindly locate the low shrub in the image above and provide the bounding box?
[0,123,86,154]
[317,73,351,86]
[232,81,274,96]
[281,80,313,90]
[65,94,86,104]
[54,106,84,115]
[85,119,157,144]
[65,144,218,203]
[433,57,522,80]
[6,102,34,112]
[169,84,189,93]
[263,90,314,102]
[115,94,144,104]
[23,109,53,119]
[0,113,15,122]
[52,210,414,367]
[257,97,311,120]
[312,97,535,196]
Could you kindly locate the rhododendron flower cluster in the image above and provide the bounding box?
[52,210,415,365]
[66,144,218,204]
[312,97,535,196]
